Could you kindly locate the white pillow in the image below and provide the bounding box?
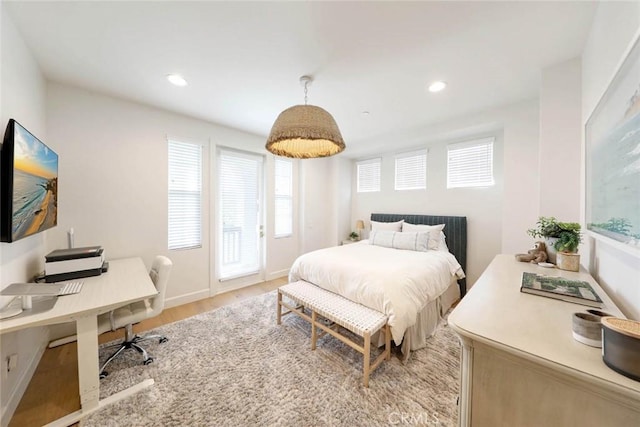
[369,230,429,252]
[437,231,449,252]
[371,220,404,232]
[401,223,445,250]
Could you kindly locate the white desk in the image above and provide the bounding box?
[0,257,158,427]
[448,255,640,427]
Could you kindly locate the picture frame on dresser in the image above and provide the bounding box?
[585,30,640,257]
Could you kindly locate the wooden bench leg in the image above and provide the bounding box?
[385,324,391,361]
[278,284,390,388]
[276,290,282,325]
[363,331,371,388]
[311,310,317,351]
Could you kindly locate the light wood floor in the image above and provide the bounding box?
[9,277,287,427]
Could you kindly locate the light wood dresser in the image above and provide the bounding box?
[448,254,640,427]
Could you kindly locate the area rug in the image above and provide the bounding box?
[83,291,460,426]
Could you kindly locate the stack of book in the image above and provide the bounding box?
[45,246,105,282]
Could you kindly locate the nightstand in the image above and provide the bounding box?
[341,239,357,245]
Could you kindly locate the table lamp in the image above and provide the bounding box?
[356,220,365,240]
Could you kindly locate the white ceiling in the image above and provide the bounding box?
[5,1,597,158]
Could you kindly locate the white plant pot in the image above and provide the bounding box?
[545,237,559,264]
[557,252,580,272]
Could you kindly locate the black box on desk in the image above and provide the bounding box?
[44,246,105,282]
[45,267,103,283]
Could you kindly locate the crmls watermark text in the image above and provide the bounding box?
[388,412,440,425]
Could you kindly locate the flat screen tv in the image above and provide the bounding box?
[1,119,58,242]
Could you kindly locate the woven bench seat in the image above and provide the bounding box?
[277,280,391,387]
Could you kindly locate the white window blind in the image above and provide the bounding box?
[168,140,202,250]
[395,150,427,190]
[219,149,262,279]
[357,158,381,192]
[274,158,293,238]
[447,138,495,188]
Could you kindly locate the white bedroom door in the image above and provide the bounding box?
[217,148,265,287]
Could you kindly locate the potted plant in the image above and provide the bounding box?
[527,217,582,270]
[527,216,562,263]
[349,231,360,241]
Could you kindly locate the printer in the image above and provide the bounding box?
[45,246,105,282]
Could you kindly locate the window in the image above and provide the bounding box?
[168,140,202,250]
[218,149,263,280]
[274,158,293,237]
[357,158,381,192]
[395,150,427,190]
[447,138,495,188]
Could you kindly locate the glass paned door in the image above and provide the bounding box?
[218,149,264,280]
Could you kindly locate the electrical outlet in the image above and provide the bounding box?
[7,353,18,373]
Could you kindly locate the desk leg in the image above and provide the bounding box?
[44,314,154,427]
[76,315,100,409]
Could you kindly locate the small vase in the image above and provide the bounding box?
[557,252,580,272]
[545,237,559,264]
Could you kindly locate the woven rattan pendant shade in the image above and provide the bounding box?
[266,75,345,159]
[266,104,345,159]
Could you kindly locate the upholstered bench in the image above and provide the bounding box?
[277,280,391,387]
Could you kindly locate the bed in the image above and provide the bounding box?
[289,213,467,357]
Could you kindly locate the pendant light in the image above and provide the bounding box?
[266,75,345,159]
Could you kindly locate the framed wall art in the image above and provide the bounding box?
[586,32,640,254]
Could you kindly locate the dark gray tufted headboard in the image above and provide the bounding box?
[370,213,468,296]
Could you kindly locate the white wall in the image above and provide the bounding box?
[297,156,352,255]
[539,58,582,220]
[500,101,541,255]
[352,100,539,287]
[299,158,332,253]
[46,83,301,307]
[581,2,640,319]
[0,8,50,425]
[330,157,353,244]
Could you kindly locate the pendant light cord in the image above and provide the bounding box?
[304,81,308,105]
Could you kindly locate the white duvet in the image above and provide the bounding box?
[288,241,465,344]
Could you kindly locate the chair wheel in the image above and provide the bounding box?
[100,371,108,379]
[143,357,154,365]
[159,337,168,344]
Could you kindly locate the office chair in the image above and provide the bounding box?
[97,255,172,378]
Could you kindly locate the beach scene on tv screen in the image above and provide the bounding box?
[12,123,58,240]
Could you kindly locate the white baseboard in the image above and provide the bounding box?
[1,328,48,427]
[165,270,289,310]
[266,269,289,281]
[216,278,261,294]
[164,289,211,309]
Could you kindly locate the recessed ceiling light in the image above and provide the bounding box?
[428,81,447,93]
[362,111,370,116]
[167,74,188,87]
